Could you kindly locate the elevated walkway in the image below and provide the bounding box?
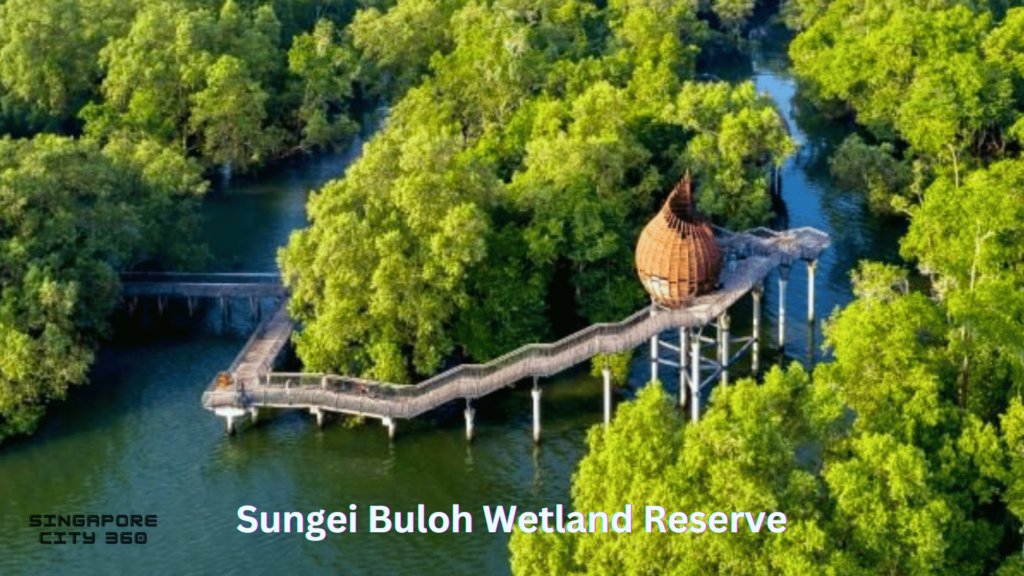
[202,226,830,434]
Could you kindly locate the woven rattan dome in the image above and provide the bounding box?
[635,176,722,308]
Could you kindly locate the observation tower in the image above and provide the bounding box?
[635,176,722,308]
[629,174,831,422]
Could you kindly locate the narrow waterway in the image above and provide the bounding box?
[0,48,902,576]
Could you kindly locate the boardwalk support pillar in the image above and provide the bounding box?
[311,407,325,428]
[249,407,259,425]
[383,417,396,441]
[215,407,246,435]
[778,263,791,353]
[650,334,658,383]
[465,400,475,442]
[719,313,730,387]
[220,297,231,325]
[603,367,612,427]
[650,307,658,383]
[250,296,260,323]
[690,329,701,422]
[532,378,542,443]
[187,296,197,317]
[807,259,817,324]
[752,284,762,374]
[679,328,689,407]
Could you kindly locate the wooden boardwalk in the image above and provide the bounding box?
[201,226,831,429]
[227,300,294,386]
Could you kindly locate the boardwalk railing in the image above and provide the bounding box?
[121,272,285,298]
[203,256,777,419]
[201,225,830,421]
[228,301,293,381]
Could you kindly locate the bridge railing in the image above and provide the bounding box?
[121,271,287,299]
[234,254,776,419]
[121,271,282,284]
[204,227,831,419]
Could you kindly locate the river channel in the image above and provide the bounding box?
[0,45,903,576]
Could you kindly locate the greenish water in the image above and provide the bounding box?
[0,50,902,575]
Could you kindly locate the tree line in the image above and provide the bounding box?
[510,1,1024,573]
[0,0,363,168]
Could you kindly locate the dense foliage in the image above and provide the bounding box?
[789,0,1024,213]
[509,1,1024,573]
[0,0,362,168]
[280,0,794,383]
[0,0,363,442]
[0,135,206,439]
[789,0,1024,436]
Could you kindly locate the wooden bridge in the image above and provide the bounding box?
[120,272,285,298]
[120,272,285,318]
[201,225,831,439]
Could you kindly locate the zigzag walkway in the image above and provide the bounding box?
[202,226,829,427]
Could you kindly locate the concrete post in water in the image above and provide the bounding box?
[249,407,259,425]
[778,264,791,353]
[383,417,396,440]
[690,330,701,422]
[464,400,475,442]
[650,335,658,383]
[215,407,246,435]
[807,259,818,325]
[651,305,659,381]
[807,319,816,369]
[187,296,197,317]
[719,313,730,387]
[220,296,231,326]
[679,327,689,408]
[311,407,324,428]
[602,367,612,427]
[157,296,166,316]
[532,379,542,443]
[752,284,763,375]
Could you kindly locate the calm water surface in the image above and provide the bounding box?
[0,50,902,576]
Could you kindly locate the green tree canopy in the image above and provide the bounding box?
[288,19,359,150]
[0,0,133,126]
[281,0,795,381]
[0,134,205,441]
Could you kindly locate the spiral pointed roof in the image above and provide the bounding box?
[635,176,723,308]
